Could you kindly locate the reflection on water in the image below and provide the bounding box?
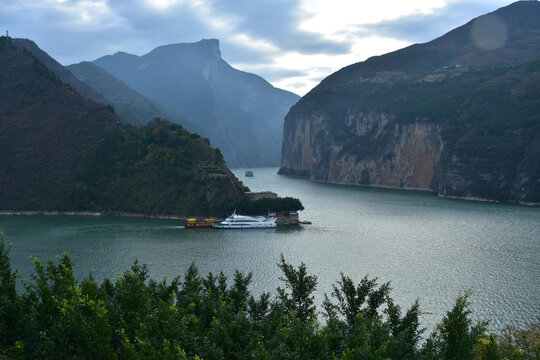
[0,167,539,332]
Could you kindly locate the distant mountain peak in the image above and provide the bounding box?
[145,38,222,62]
[112,51,138,58]
[93,38,299,167]
[199,38,221,60]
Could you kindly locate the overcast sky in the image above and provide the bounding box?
[2,0,515,95]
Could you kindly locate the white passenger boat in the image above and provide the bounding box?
[214,210,277,229]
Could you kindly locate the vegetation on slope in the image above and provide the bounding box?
[62,118,245,217]
[0,36,120,210]
[62,117,304,217]
[1,233,538,359]
[1,36,302,217]
[287,60,540,203]
[282,2,540,204]
[234,196,304,214]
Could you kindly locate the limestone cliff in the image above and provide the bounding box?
[282,109,444,189]
[280,2,540,204]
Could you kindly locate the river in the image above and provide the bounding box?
[0,167,538,333]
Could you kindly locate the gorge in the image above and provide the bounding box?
[280,1,540,205]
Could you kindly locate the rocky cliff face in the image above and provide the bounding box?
[280,2,540,204]
[281,112,442,190]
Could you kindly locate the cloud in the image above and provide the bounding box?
[0,0,516,95]
[210,0,350,55]
[356,0,513,44]
[298,0,447,41]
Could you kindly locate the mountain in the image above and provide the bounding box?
[280,1,540,204]
[66,118,246,216]
[0,36,119,210]
[67,61,199,129]
[12,38,107,104]
[93,39,300,168]
[0,36,246,215]
[15,38,198,129]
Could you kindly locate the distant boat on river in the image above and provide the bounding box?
[245,170,254,177]
[214,210,276,229]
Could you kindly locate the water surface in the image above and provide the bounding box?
[0,167,538,332]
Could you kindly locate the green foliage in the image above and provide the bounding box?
[0,233,21,349]
[421,291,489,360]
[0,233,536,359]
[65,118,245,217]
[276,254,318,323]
[498,323,540,360]
[324,274,390,325]
[321,273,423,360]
[286,60,540,203]
[231,196,304,215]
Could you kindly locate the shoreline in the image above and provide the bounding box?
[295,178,540,207]
[0,210,199,221]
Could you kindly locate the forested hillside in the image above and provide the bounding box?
[0,36,119,210]
[0,36,246,216]
[65,118,244,216]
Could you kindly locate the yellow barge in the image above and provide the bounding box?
[185,218,214,228]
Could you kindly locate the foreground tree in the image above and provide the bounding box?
[0,233,21,349]
[498,323,540,360]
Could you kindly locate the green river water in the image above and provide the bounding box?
[1,168,538,332]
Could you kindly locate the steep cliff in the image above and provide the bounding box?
[93,39,300,168]
[280,2,540,204]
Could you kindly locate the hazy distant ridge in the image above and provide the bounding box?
[93,39,300,168]
[67,61,199,131]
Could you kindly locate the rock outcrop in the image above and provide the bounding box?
[280,2,540,204]
[281,112,443,190]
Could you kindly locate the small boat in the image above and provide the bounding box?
[185,218,214,228]
[245,170,254,177]
[213,210,276,229]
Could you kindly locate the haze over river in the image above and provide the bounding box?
[1,168,538,332]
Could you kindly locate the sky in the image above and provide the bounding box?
[1,0,516,96]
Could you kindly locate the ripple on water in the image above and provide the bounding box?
[1,168,539,333]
